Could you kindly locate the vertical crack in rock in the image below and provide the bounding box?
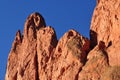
[13,71,18,80]
[35,51,39,80]
[74,67,82,80]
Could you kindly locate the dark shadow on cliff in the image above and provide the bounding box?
[90,30,98,49]
[98,41,109,65]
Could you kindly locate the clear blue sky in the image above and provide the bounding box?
[0,0,96,79]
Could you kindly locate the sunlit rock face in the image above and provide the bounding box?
[90,0,120,66]
[5,0,120,79]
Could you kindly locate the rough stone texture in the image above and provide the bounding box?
[101,66,120,80]
[79,41,109,80]
[52,30,90,80]
[5,12,90,80]
[90,0,120,66]
[37,26,58,80]
[5,30,22,80]
[5,0,120,79]
[5,12,47,80]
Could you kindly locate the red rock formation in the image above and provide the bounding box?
[79,41,109,80]
[5,12,46,80]
[5,12,90,80]
[90,0,120,66]
[5,0,120,79]
[52,30,90,80]
[37,26,58,80]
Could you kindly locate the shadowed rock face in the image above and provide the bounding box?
[5,0,120,79]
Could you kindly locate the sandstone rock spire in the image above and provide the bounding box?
[5,12,90,80]
[5,0,120,79]
[5,12,47,80]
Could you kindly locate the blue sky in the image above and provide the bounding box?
[0,0,96,79]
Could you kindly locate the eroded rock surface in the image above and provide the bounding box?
[52,30,90,80]
[5,0,120,79]
[90,0,120,66]
[79,41,109,80]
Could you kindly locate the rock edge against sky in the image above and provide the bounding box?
[5,0,120,80]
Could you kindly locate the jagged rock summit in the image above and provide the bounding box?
[5,0,120,80]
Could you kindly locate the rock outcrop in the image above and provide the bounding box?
[5,0,120,80]
[90,0,120,66]
[52,30,89,80]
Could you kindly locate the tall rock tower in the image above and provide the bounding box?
[90,0,120,66]
[5,0,120,80]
